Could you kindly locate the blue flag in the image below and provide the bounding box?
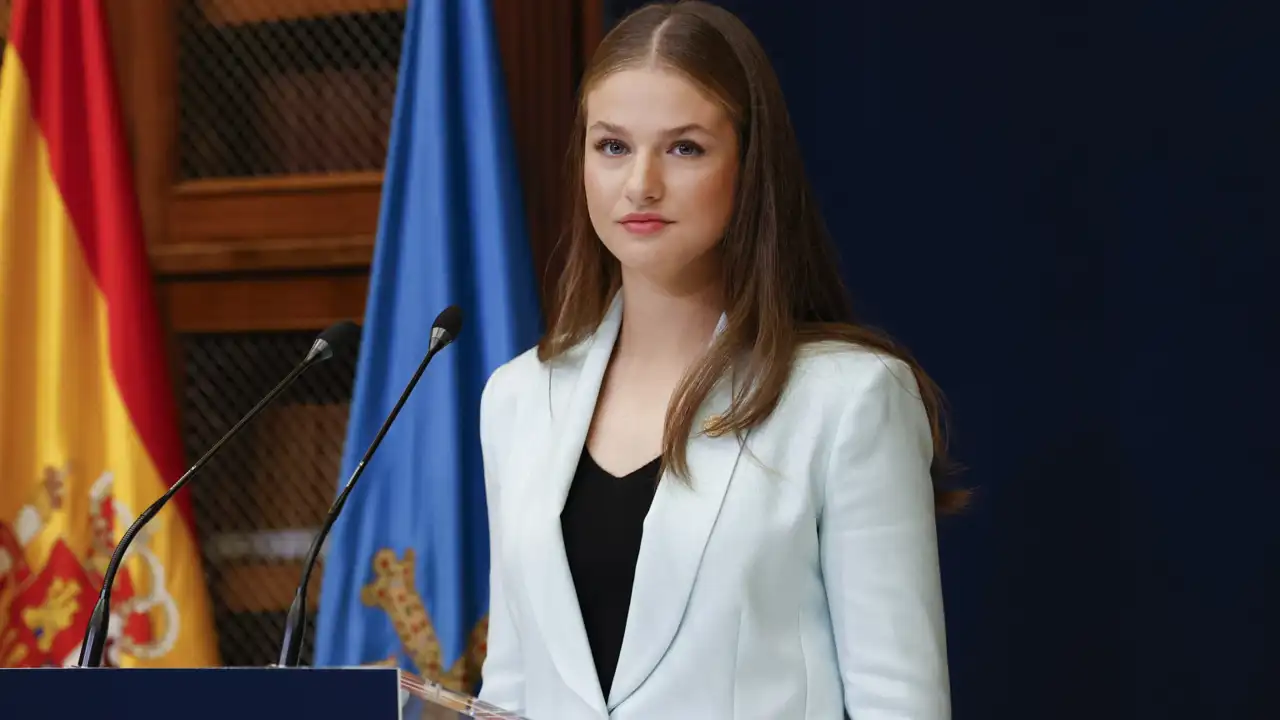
[312,0,542,689]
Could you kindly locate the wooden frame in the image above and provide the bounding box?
[160,172,382,275]
[99,0,604,333]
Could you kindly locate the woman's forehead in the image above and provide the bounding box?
[585,68,730,135]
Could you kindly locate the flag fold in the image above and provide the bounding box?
[312,0,541,692]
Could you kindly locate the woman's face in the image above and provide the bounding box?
[583,66,739,292]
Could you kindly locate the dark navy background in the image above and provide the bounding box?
[606,2,1276,717]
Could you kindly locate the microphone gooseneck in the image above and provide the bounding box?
[276,305,464,668]
[76,320,359,668]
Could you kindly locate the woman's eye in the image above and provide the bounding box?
[595,139,628,156]
[671,141,705,157]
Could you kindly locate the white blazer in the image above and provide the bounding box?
[477,294,950,719]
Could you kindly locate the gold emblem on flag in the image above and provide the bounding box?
[0,465,181,667]
[361,547,489,693]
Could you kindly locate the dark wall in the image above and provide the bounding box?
[604,2,1277,718]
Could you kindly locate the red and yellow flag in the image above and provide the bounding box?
[0,0,218,667]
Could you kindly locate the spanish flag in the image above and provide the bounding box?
[0,0,219,667]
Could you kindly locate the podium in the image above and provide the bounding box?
[0,666,528,719]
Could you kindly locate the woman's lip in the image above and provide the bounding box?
[620,220,671,235]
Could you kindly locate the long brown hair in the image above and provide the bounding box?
[538,1,967,514]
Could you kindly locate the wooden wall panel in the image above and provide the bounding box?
[115,0,606,306]
[103,0,608,334]
[160,274,370,333]
[581,0,606,66]
[106,0,178,256]
[493,0,592,309]
[196,0,406,27]
[159,172,381,274]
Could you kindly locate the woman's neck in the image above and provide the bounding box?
[615,271,723,366]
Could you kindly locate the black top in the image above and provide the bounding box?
[560,447,661,701]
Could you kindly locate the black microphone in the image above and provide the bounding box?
[276,305,464,667]
[76,320,361,668]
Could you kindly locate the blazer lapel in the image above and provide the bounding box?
[515,294,623,716]
[607,314,746,709]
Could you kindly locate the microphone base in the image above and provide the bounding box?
[77,597,112,668]
[276,592,308,667]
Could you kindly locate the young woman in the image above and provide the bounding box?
[477,2,964,718]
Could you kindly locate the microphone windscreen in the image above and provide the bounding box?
[317,320,360,354]
[432,305,464,340]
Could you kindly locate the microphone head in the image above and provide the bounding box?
[306,320,360,363]
[431,305,464,345]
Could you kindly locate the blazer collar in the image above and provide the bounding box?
[514,292,745,714]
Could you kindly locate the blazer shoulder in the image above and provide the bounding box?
[482,345,543,405]
[480,346,544,439]
[789,340,922,403]
[788,341,936,512]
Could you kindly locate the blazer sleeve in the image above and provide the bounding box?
[819,358,951,719]
[476,363,525,712]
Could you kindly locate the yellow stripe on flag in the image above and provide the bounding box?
[0,5,218,668]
